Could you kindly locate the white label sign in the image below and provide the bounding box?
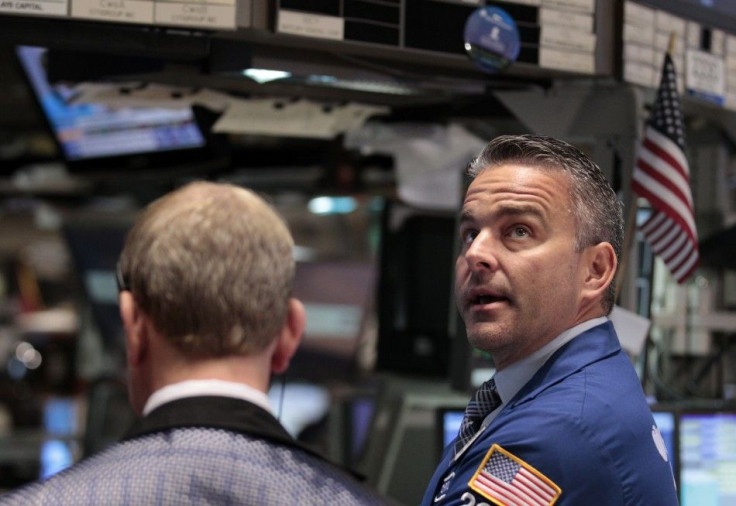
[277,9,344,40]
[0,0,66,16]
[155,0,235,29]
[686,49,725,105]
[71,0,153,23]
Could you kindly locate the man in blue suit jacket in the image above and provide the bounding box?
[1,181,387,505]
[422,135,679,505]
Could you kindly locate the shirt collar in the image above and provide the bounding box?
[143,379,273,416]
[494,316,608,405]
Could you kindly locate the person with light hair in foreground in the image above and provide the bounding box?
[1,181,388,505]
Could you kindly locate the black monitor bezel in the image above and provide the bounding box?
[13,44,225,177]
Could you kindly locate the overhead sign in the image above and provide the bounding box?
[686,49,725,106]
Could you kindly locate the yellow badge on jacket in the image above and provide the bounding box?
[468,444,561,506]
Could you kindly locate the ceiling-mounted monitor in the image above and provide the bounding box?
[15,45,220,175]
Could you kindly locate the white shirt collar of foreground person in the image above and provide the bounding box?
[485,316,609,429]
[143,379,273,416]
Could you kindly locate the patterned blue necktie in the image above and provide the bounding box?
[454,378,501,456]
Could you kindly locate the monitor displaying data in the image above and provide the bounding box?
[651,407,679,484]
[437,407,465,454]
[15,45,208,171]
[679,410,736,506]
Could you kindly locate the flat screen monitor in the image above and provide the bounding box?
[651,406,679,486]
[14,45,214,174]
[39,397,82,479]
[286,260,376,382]
[436,406,465,456]
[62,215,134,353]
[376,200,457,376]
[679,409,736,506]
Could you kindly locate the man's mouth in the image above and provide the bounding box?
[468,291,509,306]
[473,294,505,304]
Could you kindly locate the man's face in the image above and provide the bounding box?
[454,163,589,370]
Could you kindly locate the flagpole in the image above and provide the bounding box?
[667,32,676,56]
[616,31,679,302]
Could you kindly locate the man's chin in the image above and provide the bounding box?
[466,318,511,344]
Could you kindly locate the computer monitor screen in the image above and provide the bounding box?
[651,407,679,482]
[376,200,457,376]
[679,410,736,506]
[286,260,376,381]
[39,397,81,479]
[348,396,376,463]
[15,45,209,172]
[63,215,134,352]
[436,407,465,455]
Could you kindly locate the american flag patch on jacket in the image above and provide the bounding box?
[468,444,561,506]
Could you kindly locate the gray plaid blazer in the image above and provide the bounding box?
[0,396,388,505]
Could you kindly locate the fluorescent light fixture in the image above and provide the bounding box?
[243,68,292,83]
[242,68,419,96]
[305,74,418,95]
[308,196,357,215]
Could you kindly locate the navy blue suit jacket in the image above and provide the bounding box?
[422,322,679,506]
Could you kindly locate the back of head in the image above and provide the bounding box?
[468,134,624,313]
[118,181,295,357]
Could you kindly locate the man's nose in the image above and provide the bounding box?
[463,231,499,272]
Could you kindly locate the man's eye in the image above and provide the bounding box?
[462,230,478,244]
[510,226,530,238]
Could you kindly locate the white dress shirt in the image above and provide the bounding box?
[143,379,273,416]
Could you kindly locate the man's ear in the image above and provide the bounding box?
[119,291,148,367]
[271,298,305,374]
[582,242,617,304]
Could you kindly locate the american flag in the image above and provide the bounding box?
[469,445,560,506]
[631,52,698,283]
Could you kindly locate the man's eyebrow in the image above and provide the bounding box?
[497,204,545,219]
[459,210,474,223]
[459,204,544,223]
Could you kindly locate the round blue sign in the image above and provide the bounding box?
[463,6,521,73]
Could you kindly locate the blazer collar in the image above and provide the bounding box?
[123,395,319,458]
[509,321,622,407]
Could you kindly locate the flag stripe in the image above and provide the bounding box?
[669,240,694,269]
[481,474,534,506]
[644,125,690,178]
[635,149,692,210]
[517,468,556,500]
[673,251,699,281]
[512,479,548,505]
[648,223,680,254]
[642,211,698,282]
[475,475,524,506]
[637,142,692,208]
[631,171,697,242]
[659,233,688,262]
[640,212,668,240]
